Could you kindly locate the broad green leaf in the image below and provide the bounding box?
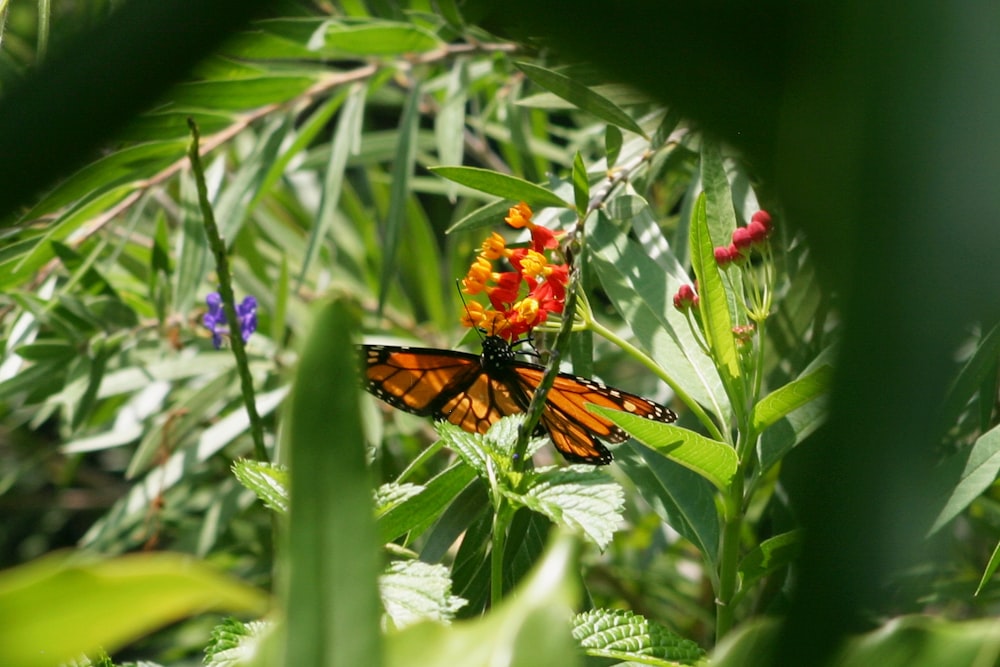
[590,407,737,491]
[0,552,266,667]
[514,466,625,549]
[690,193,742,402]
[232,459,290,515]
[751,365,833,434]
[284,299,381,666]
[736,531,801,596]
[514,62,646,137]
[572,609,705,665]
[385,533,581,667]
[926,423,1000,535]
[616,443,721,565]
[699,136,739,247]
[380,561,467,630]
[587,214,728,423]
[430,166,572,209]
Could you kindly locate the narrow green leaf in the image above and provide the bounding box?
[323,22,443,55]
[284,299,381,666]
[605,125,623,167]
[378,464,477,544]
[13,341,77,362]
[752,365,833,433]
[232,460,290,515]
[927,423,1000,535]
[737,531,801,595]
[943,322,1000,427]
[379,81,422,313]
[171,76,316,111]
[445,198,514,234]
[699,136,739,247]
[590,406,737,491]
[690,193,741,396]
[515,62,646,137]
[572,152,589,215]
[173,170,210,313]
[436,59,468,198]
[572,609,705,664]
[300,84,365,284]
[380,561,467,629]
[430,166,572,209]
[975,538,1000,596]
[385,533,581,667]
[0,552,266,667]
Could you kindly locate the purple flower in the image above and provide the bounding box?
[203,292,258,349]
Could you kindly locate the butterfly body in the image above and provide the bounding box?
[360,335,676,465]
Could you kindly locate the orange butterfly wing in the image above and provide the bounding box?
[361,338,676,465]
[362,345,531,436]
[510,365,677,464]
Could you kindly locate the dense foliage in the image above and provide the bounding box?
[1,2,999,666]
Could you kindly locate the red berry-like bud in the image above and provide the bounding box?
[732,226,752,251]
[673,283,697,311]
[751,210,771,226]
[747,220,768,243]
[714,246,733,266]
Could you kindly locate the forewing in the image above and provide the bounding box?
[361,345,481,417]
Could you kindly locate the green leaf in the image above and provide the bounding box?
[322,21,443,55]
[375,482,426,516]
[430,166,572,209]
[380,561,467,630]
[284,299,381,666]
[0,552,267,667]
[699,136,740,247]
[232,460,290,515]
[690,193,742,402]
[571,151,589,214]
[171,76,316,111]
[590,406,737,491]
[572,609,705,665]
[377,464,477,544]
[975,538,1000,596]
[737,531,801,596]
[379,81,422,313]
[385,533,581,667]
[173,170,210,313]
[205,618,274,667]
[751,365,833,433]
[587,213,728,422]
[926,423,1000,535]
[616,443,721,565]
[445,198,515,234]
[514,466,625,549]
[514,62,647,137]
[605,125,623,167]
[436,59,469,195]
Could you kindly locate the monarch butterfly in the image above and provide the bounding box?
[360,335,677,465]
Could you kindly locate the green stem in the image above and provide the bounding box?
[490,495,510,608]
[587,316,726,443]
[715,464,744,642]
[36,0,50,63]
[188,118,268,463]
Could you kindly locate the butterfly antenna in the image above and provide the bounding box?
[455,279,486,342]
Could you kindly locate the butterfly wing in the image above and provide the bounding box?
[511,364,677,465]
[361,345,530,435]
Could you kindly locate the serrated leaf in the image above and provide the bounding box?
[927,423,1000,535]
[430,166,571,209]
[232,460,290,515]
[591,406,737,491]
[0,552,266,667]
[572,609,705,665]
[752,365,833,433]
[385,533,580,667]
[205,618,273,667]
[380,561,467,629]
[514,62,646,137]
[514,466,624,549]
[375,482,426,516]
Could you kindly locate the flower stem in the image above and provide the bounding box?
[188,118,268,462]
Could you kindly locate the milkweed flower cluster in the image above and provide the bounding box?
[203,292,258,349]
[461,202,569,341]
